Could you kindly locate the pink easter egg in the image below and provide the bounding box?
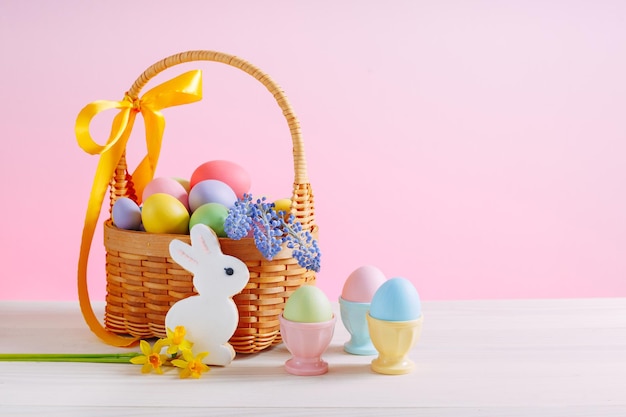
[143,177,189,210]
[341,265,387,303]
[190,160,251,198]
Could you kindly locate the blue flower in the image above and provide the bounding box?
[225,194,321,272]
[282,223,321,272]
[223,194,253,240]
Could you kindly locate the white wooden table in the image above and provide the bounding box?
[1,298,625,416]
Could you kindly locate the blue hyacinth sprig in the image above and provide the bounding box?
[224,194,321,272]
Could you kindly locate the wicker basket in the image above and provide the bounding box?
[77,50,317,353]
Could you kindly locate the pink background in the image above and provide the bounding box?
[1,1,625,302]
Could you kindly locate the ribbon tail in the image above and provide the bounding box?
[77,112,139,348]
[130,110,165,205]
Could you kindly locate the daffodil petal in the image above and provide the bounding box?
[171,359,187,369]
[139,340,152,356]
[153,339,168,352]
[179,349,193,362]
[130,356,147,365]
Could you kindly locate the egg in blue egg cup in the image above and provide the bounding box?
[366,277,424,375]
[338,265,388,356]
[279,286,336,376]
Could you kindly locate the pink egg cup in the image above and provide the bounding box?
[279,314,337,376]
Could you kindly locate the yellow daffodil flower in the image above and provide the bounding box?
[130,339,168,374]
[164,326,193,355]
[171,349,210,379]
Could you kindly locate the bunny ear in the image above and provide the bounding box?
[190,223,223,255]
[169,239,199,273]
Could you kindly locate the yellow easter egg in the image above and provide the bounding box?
[141,193,190,234]
[274,198,292,216]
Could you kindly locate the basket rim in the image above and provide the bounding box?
[103,219,319,261]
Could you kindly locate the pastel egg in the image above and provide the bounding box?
[141,193,190,234]
[112,197,142,230]
[190,160,251,198]
[283,285,333,323]
[369,277,421,322]
[274,198,291,214]
[189,203,229,237]
[172,177,191,193]
[142,177,189,210]
[341,265,387,303]
[188,179,237,212]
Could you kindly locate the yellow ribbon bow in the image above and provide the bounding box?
[76,70,202,347]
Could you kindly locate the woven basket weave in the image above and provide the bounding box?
[101,50,317,353]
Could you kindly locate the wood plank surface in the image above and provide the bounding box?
[1,298,624,416]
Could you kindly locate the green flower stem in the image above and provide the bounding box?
[0,353,140,363]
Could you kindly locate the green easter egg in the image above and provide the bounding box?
[189,202,229,237]
[283,285,333,323]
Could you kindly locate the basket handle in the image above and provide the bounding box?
[128,50,309,184]
[76,50,316,347]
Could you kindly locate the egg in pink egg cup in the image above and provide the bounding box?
[279,315,337,376]
[279,285,336,376]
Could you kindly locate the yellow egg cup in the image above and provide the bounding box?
[366,313,423,375]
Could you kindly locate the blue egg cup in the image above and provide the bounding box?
[339,297,377,356]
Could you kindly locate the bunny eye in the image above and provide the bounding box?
[224,267,234,276]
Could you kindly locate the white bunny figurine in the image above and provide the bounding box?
[165,224,250,366]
